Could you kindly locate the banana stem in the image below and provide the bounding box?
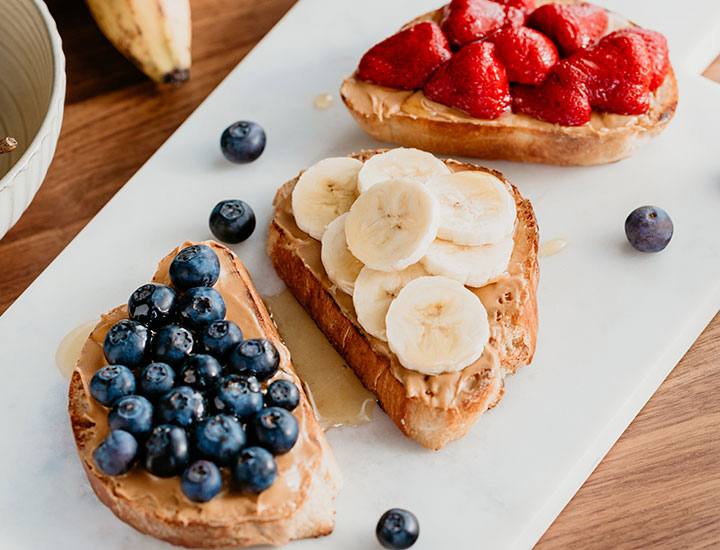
[0,136,17,154]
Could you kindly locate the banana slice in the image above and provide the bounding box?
[421,234,514,288]
[386,276,490,375]
[321,213,363,295]
[425,171,517,246]
[357,148,451,193]
[353,264,429,342]
[345,179,439,272]
[292,157,363,240]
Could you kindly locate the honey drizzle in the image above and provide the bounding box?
[55,320,99,378]
[538,238,568,259]
[263,290,374,431]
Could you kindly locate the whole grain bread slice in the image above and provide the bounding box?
[69,241,342,548]
[268,151,539,449]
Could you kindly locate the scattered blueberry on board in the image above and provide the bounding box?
[209,199,256,244]
[376,509,420,549]
[625,205,674,252]
[90,243,302,503]
[220,121,266,163]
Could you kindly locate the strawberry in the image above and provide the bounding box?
[511,61,591,126]
[568,31,652,115]
[526,3,608,57]
[490,0,536,17]
[490,26,559,85]
[424,41,510,119]
[357,22,452,90]
[613,28,670,90]
[441,0,523,49]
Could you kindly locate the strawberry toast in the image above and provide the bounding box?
[341,0,677,165]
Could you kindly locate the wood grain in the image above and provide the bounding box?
[0,2,718,548]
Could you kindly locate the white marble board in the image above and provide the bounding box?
[2,0,720,548]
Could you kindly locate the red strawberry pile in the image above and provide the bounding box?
[355,0,670,126]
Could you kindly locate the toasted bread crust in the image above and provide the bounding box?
[340,6,678,166]
[268,151,539,449]
[68,246,342,548]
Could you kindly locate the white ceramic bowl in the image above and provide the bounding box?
[0,0,65,240]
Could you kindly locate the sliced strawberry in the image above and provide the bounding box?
[490,0,536,17]
[357,22,452,90]
[490,26,559,85]
[424,42,510,119]
[613,28,669,90]
[568,32,652,115]
[526,3,608,57]
[512,61,591,126]
[441,0,523,49]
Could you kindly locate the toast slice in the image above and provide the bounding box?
[68,241,342,548]
[340,1,678,166]
[268,151,538,450]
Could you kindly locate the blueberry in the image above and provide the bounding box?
[201,320,243,361]
[209,200,256,244]
[128,283,177,328]
[264,380,300,411]
[138,362,176,399]
[103,320,150,369]
[194,414,246,466]
[176,287,226,330]
[212,374,263,419]
[181,460,223,503]
[143,424,190,477]
[231,446,277,494]
[249,407,298,455]
[625,205,673,252]
[220,121,266,164]
[94,430,138,476]
[157,386,208,428]
[153,325,194,366]
[169,244,220,291]
[108,395,154,437]
[229,338,279,382]
[376,509,420,549]
[89,365,135,406]
[179,354,222,391]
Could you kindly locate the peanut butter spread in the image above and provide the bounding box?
[340,8,674,134]
[72,242,336,524]
[273,156,535,410]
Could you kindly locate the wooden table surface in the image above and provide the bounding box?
[2,1,719,547]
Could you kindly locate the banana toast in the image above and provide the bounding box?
[268,150,538,450]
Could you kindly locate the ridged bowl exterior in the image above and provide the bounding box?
[0,0,66,240]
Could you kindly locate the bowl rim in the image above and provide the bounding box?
[0,0,66,192]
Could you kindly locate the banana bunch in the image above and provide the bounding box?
[85,0,191,85]
[292,148,519,375]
